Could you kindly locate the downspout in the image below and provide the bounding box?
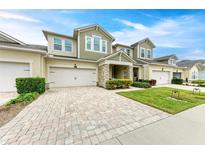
[77,30,80,58]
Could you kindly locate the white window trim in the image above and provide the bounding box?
[53,37,62,51]
[140,47,146,59]
[65,39,73,52]
[53,37,73,53]
[85,35,107,54]
[146,49,152,59]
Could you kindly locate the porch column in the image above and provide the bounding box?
[98,64,110,88]
[129,66,133,81]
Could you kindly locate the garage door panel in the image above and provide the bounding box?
[0,61,30,92]
[49,67,96,88]
[151,71,170,85]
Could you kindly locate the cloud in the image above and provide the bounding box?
[179,49,205,60]
[0,11,40,23]
[112,15,205,50]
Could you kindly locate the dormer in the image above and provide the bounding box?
[154,54,178,65]
[43,30,77,57]
[113,43,134,58]
[131,38,155,60]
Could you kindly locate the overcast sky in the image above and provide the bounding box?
[0,9,205,60]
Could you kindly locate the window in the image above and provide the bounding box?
[54,38,62,50]
[140,47,145,58]
[102,40,107,52]
[65,40,72,52]
[85,35,107,53]
[192,71,198,79]
[86,36,92,50]
[122,48,130,56]
[93,36,100,51]
[169,59,176,65]
[147,49,152,59]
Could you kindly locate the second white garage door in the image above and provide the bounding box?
[151,71,170,85]
[0,61,30,92]
[49,67,97,88]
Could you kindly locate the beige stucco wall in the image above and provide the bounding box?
[47,34,77,57]
[184,65,199,80]
[0,49,44,77]
[79,27,112,60]
[45,58,97,81]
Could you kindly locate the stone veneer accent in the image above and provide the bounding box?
[98,64,110,87]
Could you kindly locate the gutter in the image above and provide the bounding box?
[0,45,47,54]
[46,54,97,63]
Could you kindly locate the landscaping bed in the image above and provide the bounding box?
[0,77,45,127]
[117,87,205,114]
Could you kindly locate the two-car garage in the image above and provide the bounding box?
[48,66,97,88]
[151,70,171,85]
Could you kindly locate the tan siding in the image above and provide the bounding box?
[47,34,77,57]
[79,28,112,60]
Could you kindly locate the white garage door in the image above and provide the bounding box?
[49,67,96,88]
[0,61,30,92]
[151,71,170,85]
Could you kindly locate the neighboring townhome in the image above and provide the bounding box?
[177,60,205,81]
[0,24,187,92]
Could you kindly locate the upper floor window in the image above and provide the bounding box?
[93,36,100,51]
[54,38,62,50]
[169,59,176,65]
[102,40,107,53]
[65,40,72,52]
[147,49,152,59]
[85,35,107,53]
[140,47,145,58]
[86,36,92,50]
[122,48,131,56]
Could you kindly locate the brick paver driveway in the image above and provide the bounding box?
[0,87,169,145]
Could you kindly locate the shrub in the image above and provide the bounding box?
[6,92,39,106]
[16,77,45,94]
[192,80,205,85]
[132,82,151,88]
[105,79,132,90]
[171,78,183,85]
[137,79,156,86]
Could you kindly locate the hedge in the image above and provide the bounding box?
[16,77,45,94]
[171,78,183,84]
[138,79,157,86]
[105,79,132,90]
[132,82,151,88]
[191,80,205,85]
[6,92,39,106]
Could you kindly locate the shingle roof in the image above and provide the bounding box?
[154,54,178,61]
[0,41,47,51]
[177,60,205,68]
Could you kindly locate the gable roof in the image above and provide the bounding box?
[131,37,156,48]
[73,24,115,41]
[97,49,136,63]
[113,43,134,49]
[0,31,26,45]
[154,54,178,61]
[42,30,75,40]
[177,60,205,68]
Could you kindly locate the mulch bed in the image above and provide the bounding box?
[0,104,26,127]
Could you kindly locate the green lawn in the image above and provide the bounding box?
[117,87,205,114]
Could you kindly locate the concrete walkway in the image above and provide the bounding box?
[0,87,168,145]
[101,104,205,145]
